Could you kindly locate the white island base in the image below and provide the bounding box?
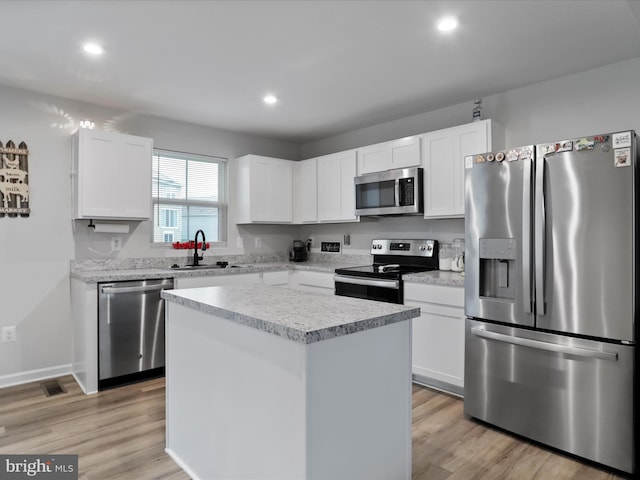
[164,286,415,480]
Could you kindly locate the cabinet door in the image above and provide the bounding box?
[293,158,317,223]
[238,155,293,224]
[78,131,121,218]
[357,136,420,175]
[317,150,358,222]
[389,136,421,170]
[405,283,465,395]
[423,130,455,218]
[119,134,152,219]
[423,120,491,218]
[357,143,389,175]
[451,121,489,215]
[75,129,152,220]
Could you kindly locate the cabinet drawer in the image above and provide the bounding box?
[404,283,463,307]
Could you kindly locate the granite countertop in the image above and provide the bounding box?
[403,270,465,287]
[70,257,464,287]
[162,284,420,344]
[70,261,347,283]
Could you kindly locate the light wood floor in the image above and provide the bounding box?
[0,376,626,479]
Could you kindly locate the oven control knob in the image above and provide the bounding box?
[419,244,426,251]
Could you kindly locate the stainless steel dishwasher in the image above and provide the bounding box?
[98,278,174,389]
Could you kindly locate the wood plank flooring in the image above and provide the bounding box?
[0,376,626,479]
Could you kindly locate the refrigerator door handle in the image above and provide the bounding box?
[522,159,532,313]
[534,156,546,314]
[471,327,618,361]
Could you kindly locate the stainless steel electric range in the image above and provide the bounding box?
[334,239,439,304]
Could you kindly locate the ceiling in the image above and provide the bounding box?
[2,0,640,143]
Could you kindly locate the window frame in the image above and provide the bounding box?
[151,148,228,246]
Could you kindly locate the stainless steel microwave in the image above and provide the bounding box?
[354,167,424,216]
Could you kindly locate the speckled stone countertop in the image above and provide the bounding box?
[403,270,465,287]
[69,254,464,287]
[162,284,420,344]
[69,261,353,283]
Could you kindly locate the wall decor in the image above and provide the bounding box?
[0,140,30,217]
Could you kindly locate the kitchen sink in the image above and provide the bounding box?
[166,264,225,271]
[166,263,252,271]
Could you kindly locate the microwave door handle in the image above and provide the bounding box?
[395,178,401,207]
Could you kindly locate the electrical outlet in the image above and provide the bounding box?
[111,237,122,251]
[2,326,16,343]
[255,236,262,248]
[236,237,244,248]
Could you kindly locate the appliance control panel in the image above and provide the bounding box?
[371,239,436,257]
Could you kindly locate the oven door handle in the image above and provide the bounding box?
[334,275,400,289]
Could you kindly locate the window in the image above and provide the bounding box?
[160,208,178,228]
[152,149,227,244]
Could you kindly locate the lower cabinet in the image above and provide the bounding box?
[175,273,261,289]
[404,282,465,396]
[288,270,335,295]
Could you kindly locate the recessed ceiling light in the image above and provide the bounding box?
[83,42,104,55]
[263,94,278,105]
[437,16,458,33]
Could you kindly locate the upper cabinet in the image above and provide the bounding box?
[236,154,293,224]
[292,157,317,224]
[72,129,153,220]
[422,119,503,218]
[357,135,421,175]
[317,150,359,223]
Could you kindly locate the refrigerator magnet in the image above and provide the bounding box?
[555,141,573,152]
[613,132,632,148]
[539,144,555,155]
[614,148,631,167]
[575,138,595,151]
[465,156,474,169]
[506,150,518,162]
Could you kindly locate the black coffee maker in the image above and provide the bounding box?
[289,239,309,262]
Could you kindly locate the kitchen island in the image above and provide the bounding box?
[162,284,420,480]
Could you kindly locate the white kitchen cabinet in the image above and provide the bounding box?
[404,282,465,396]
[292,158,317,224]
[175,273,261,289]
[236,155,293,224]
[72,128,153,220]
[422,119,503,218]
[289,270,335,295]
[317,150,359,223]
[357,135,421,175]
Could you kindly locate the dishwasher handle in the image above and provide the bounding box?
[101,283,172,295]
[471,327,618,361]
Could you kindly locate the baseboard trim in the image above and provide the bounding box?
[0,364,72,389]
[412,374,464,397]
[165,448,202,480]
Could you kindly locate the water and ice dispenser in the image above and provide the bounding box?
[478,238,516,301]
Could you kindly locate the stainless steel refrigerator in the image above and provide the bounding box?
[464,131,637,474]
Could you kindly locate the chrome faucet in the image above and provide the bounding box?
[193,230,207,266]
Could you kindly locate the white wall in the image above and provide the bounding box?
[0,85,298,382]
[298,57,640,253]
